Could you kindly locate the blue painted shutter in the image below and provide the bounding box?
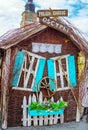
[11,51,24,87]
[32,58,46,92]
[67,56,77,87]
[47,59,56,90]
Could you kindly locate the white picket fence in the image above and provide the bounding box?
[21,92,64,126]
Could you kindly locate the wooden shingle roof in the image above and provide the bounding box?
[0,18,88,55]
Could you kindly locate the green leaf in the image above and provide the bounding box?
[29,100,68,111]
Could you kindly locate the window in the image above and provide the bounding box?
[51,55,70,90]
[12,50,76,91]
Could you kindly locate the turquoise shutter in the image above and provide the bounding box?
[11,51,24,87]
[67,56,77,87]
[32,58,46,92]
[47,59,56,90]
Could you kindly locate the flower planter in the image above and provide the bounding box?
[28,108,64,116]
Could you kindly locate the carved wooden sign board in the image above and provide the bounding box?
[39,17,70,35]
[37,9,70,35]
[37,10,68,17]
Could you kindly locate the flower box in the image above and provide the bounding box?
[28,108,64,116]
[28,100,67,117]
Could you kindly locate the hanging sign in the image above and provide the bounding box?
[37,9,68,17]
[39,17,71,35]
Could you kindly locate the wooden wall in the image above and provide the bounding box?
[8,27,80,126]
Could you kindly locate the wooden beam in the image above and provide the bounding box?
[1,48,11,129]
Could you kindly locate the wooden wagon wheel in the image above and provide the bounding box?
[37,76,57,99]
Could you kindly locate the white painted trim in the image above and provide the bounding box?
[51,54,69,60]
[31,59,40,90]
[12,86,70,92]
[12,87,33,91]
[53,60,57,89]
[23,56,27,87]
[57,87,70,91]
[66,56,69,86]
[23,50,45,59]
[24,57,35,88]
[57,72,67,76]
[58,60,64,88]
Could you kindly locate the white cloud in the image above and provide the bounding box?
[0,0,25,36]
[81,0,88,3]
[34,0,67,9]
[0,0,88,41]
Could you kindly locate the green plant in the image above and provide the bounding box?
[29,100,68,112]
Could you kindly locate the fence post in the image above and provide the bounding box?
[60,97,64,123]
[32,93,38,126]
[54,100,59,124]
[39,92,43,126]
[23,96,27,126]
[49,97,54,125]
[28,95,32,126]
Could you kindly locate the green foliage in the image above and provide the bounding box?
[29,100,68,112]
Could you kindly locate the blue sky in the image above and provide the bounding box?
[0,0,88,40]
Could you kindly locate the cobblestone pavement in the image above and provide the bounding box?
[3,116,88,130]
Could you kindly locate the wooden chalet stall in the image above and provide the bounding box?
[0,17,88,129]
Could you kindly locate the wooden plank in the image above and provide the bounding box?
[23,50,45,59]
[12,87,33,91]
[44,116,48,125]
[28,95,32,126]
[1,49,11,129]
[59,97,64,124]
[66,56,69,87]
[23,54,27,87]
[39,116,43,126]
[39,92,43,103]
[31,59,40,90]
[60,114,64,123]
[23,96,27,126]
[12,85,70,91]
[53,115,58,124]
[11,51,25,87]
[32,94,38,126]
[37,9,68,17]
[49,115,53,125]
[76,107,80,122]
[51,54,69,60]
[33,117,38,126]
[24,57,35,88]
[67,56,77,87]
[39,17,70,36]
[53,100,58,124]
[47,59,57,90]
[39,92,43,125]
[0,58,2,77]
[57,87,70,91]
[32,94,37,102]
[58,60,64,88]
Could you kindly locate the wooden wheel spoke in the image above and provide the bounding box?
[38,76,57,99]
[44,78,48,85]
[41,81,46,86]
